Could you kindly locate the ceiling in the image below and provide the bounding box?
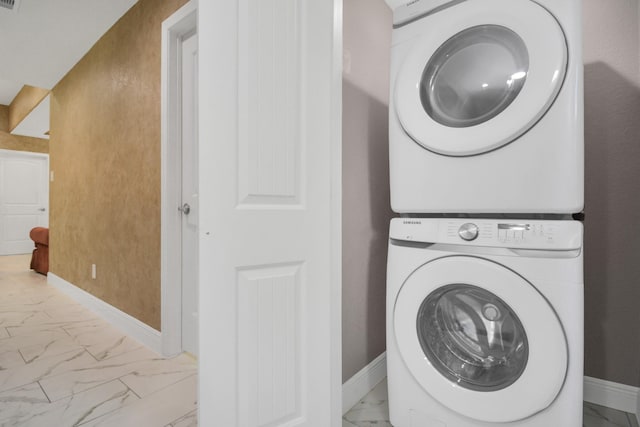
[0,0,138,100]
[0,79,22,105]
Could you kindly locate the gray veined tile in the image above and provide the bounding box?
[28,293,79,309]
[0,272,40,284]
[0,350,25,371]
[0,302,47,315]
[7,322,76,338]
[43,307,100,323]
[0,298,47,311]
[343,421,393,427]
[65,322,143,361]
[165,409,197,427]
[0,382,49,404]
[63,320,112,339]
[0,380,139,427]
[39,346,163,402]
[0,382,50,426]
[343,378,390,425]
[583,402,633,427]
[628,413,640,427]
[0,349,95,394]
[583,414,629,427]
[7,318,103,338]
[0,287,55,303]
[0,255,199,426]
[79,375,197,427]
[19,336,85,364]
[0,311,52,329]
[119,353,197,398]
[0,255,32,272]
[0,329,71,353]
[363,378,389,402]
[85,335,143,362]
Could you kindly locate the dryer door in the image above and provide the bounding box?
[394,0,567,156]
[393,256,567,423]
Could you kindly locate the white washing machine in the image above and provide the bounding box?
[386,218,583,426]
[389,0,583,214]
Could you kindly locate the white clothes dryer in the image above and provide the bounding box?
[386,218,583,426]
[389,0,583,214]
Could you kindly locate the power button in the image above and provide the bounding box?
[458,223,479,241]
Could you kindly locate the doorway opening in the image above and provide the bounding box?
[0,149,49,256]
[160,1,198,357]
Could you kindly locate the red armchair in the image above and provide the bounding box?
[29,227,49,275]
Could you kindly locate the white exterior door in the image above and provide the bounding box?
[180,31,199,356]
[0,150,49,256]
[198,0,342,426]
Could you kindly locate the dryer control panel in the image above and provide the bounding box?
[393,0,454,26]
[390,218,583,250]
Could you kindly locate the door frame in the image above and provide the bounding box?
[160,0,197,357]
[330,0,344,418]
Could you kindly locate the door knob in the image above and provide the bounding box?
[178,203,191,215]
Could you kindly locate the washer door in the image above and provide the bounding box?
[393,256,567,423]
[394,0,567,156]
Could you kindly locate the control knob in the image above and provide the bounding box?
[458,223,479,241]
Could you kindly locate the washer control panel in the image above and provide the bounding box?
[458,223,479,241]
[446,221,557,246]
[390,218,583,250]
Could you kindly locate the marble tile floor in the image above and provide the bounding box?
[343,379,640,427]
[0,255,198,427]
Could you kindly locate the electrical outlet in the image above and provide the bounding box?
[91,264,96,279]
[50,171,54,182]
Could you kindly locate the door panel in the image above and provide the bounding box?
[237,263,302,425]
[0,153,49,255]
[198,0,341,425]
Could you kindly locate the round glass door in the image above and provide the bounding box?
[421,25,529,128]
[393,256,568,422]
[393,0,568,156]
[417,284,528,392]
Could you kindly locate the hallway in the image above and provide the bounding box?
[0,255,197,427]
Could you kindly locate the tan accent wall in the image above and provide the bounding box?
[49,0,188,330]
[0,105,49,154]
[8,86,49,132]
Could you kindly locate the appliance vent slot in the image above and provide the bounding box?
[0,0,14,10]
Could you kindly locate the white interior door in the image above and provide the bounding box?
[0,151,49,256]
[180,31,199,356]
[198,0,342,426]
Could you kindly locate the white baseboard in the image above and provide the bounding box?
[342,352,387,415]
[47,272,162,354]
[584,376,639,421]
[341,362,640,423]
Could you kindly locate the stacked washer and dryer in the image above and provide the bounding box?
[385,0,584,426]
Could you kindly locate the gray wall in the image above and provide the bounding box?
[341,0,640,388]
[342,0,394,382]
[583,0,640,386]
